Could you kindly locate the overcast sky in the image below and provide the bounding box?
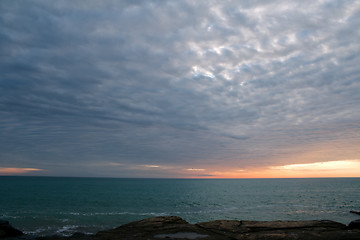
[1,0,359,178]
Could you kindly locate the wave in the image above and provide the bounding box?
[65,207,238,217]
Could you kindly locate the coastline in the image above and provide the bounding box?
[2,216,360,240]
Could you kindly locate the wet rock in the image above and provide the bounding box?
[0,220,24,238]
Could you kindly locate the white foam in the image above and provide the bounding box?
[24,226,52,235]
[56,225,79,236]
[66,211,168,216]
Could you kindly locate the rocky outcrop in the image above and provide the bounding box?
[65,216,360,240]
[348,219,360,230]
[9,216,360,240]
[94,216,226,240]
[350,210,360,215]
[196,219,357,240]
[0,220,23,238]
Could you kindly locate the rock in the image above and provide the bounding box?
[154,232,209,239]
[120,216,189,228]
[0,220,24,238]
[92,216,360,240]
[350,210,360,215]
[21,216,360,240]
[197,219,345,233]
[95,216,230,240]
[348,219,360,229]
[71,232,88,238]
[197,219,352,240]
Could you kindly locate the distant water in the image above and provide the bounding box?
[1,177,360,236]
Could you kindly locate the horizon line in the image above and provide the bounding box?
[1,175,359,180]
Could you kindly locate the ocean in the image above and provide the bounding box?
[1,177,360,236]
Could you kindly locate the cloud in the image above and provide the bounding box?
[271,159,360,172]
[141,165,160,168]
[264,159,360,178]
[0,167,44,175]
[0,0,359,177]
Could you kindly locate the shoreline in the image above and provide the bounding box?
[2,216,360,240]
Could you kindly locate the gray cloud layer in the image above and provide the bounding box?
[1,0,359,177]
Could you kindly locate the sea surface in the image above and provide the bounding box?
[1,177,360,236]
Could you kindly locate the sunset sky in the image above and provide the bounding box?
[0,0,359,178]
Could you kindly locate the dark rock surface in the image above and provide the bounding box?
[196,219,358,240]
[49,216,360,240]
[9,216,360,240]
[0,220,24,238]
[348,219,360,230]
[94,216,227,240]
[350,210,360,215]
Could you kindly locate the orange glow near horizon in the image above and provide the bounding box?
[0,167,44,175]
[1,160,359,178]
[185,159,360,179]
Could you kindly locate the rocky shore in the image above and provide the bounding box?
[2,216,360,240]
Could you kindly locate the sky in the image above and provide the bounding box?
[0,0,359,178]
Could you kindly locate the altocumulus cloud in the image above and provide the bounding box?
[0,0,359,177]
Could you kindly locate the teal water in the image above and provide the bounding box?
[1,177,360,236]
